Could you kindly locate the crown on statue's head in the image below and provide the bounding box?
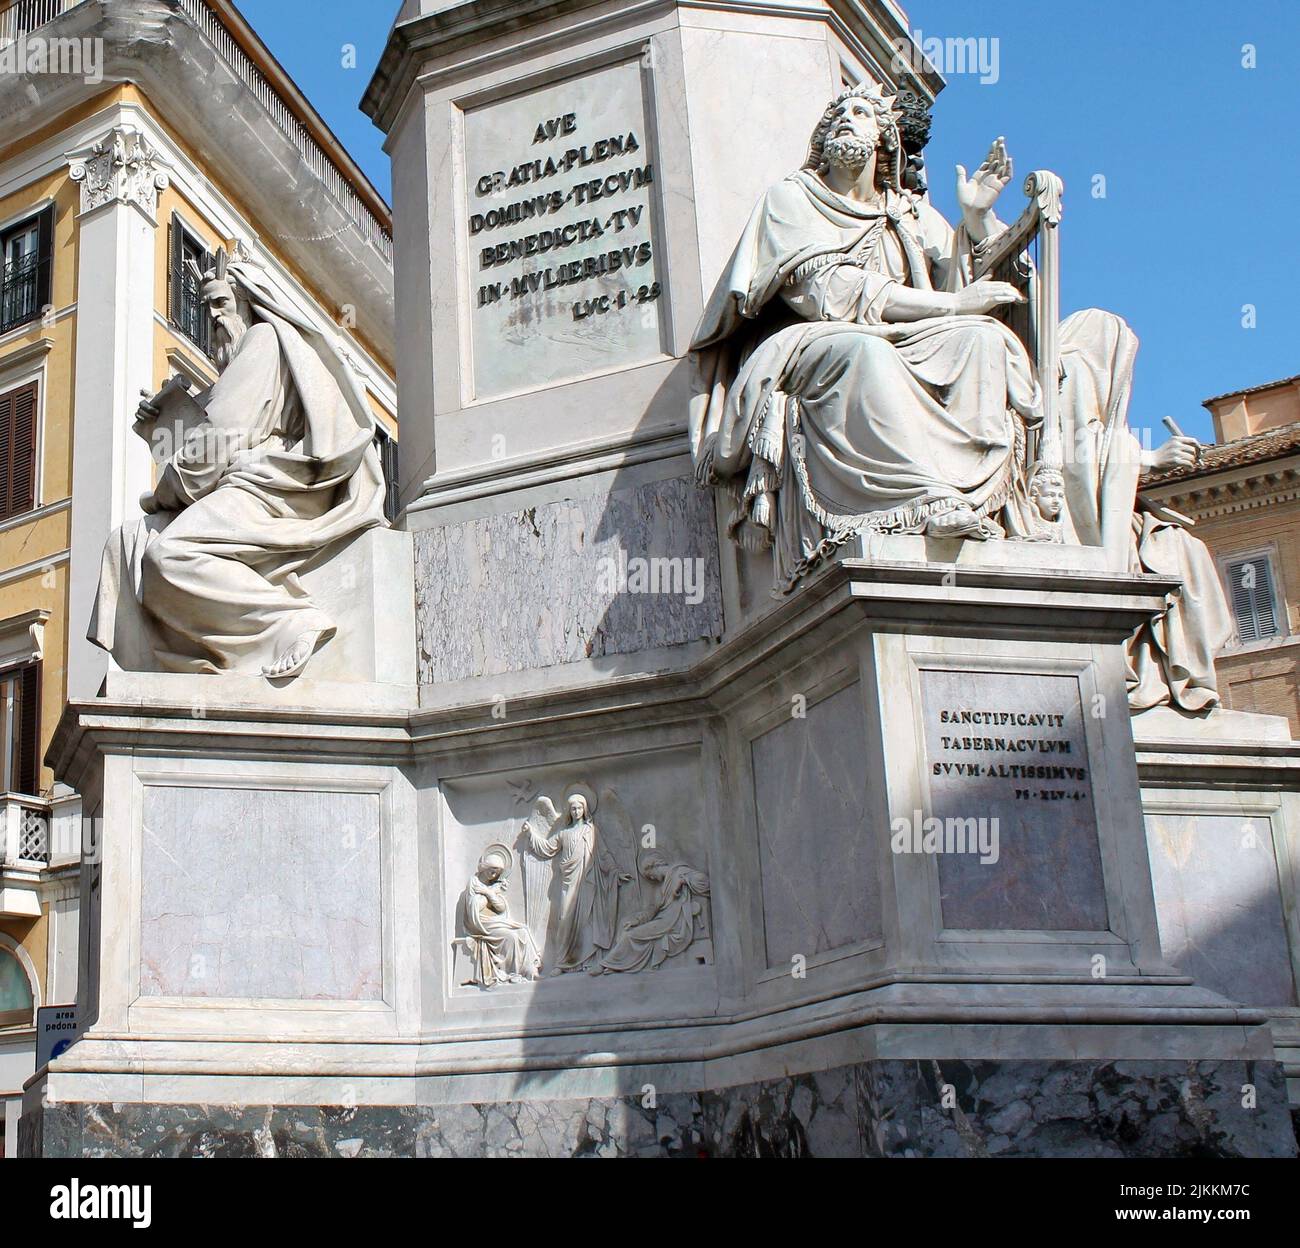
[183,245,232,301]
[839,81,898,112]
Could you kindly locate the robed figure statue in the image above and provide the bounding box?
[90,251,387,680]
[690,83,1231,716]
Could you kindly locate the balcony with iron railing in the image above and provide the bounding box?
[0,0,393,264]
[0,251,47,333]
[0,0,75,44]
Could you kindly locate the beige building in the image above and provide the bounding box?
[1141,375,1300,732]
[0,0,396,1155]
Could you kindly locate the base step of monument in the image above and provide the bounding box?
[23,1059,1297,1158]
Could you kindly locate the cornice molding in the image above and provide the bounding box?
[362,0,940,135]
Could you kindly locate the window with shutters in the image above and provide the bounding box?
[0,380,37,522]
[1224,552,1282,644]
[0,205,53,334]
[0,661,40,797]
[374,423,399,523]
[168,215,213,358]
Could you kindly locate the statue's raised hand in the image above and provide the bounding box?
[956,137,1013,226]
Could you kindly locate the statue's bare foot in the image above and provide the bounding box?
[263,630,323,680]
[926,506,984,539]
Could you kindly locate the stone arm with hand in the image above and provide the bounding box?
[956,135,1013,243]
[1144,416,1201,471]
[883,135,1021,322]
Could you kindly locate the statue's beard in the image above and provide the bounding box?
[824,134,873,178]
[214,313,247,370]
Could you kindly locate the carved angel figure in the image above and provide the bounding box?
[459,844,541,988]
[592,849,711,975]
[522,785,634,974]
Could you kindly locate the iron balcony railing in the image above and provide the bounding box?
[0,250,46,333]
[0,0,79,45]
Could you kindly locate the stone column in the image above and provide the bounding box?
[64,126,169,700]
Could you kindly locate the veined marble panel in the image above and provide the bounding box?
[751,683,880,966]
[415,474,721,683]
[139,786,383,1001]
[1145,811,1297,1008]
[920,667,1108,932]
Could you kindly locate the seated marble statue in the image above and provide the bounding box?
[691,84,1044,587]
[1057,310,1232,713]
[460,845,541,988]
[690,82,1231,716]
[89,251,387,679]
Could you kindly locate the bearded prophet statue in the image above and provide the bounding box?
[690,83,1231,716]
[89,250,387,680]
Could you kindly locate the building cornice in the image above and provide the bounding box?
[0,0,394,355]
[1141,454,1300,522]
[362,0,942,135]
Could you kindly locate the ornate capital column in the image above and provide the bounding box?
[67,127,171,224]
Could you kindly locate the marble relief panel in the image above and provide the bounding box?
[441,749,712,990]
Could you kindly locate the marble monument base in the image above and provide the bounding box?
[23,541,1298,1156]
[23,1055,1293,1159]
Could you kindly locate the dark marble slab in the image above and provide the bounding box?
[25,1059,1297,1158]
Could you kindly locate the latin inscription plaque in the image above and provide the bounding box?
[918,667,1108,931]
[463,58,665,399]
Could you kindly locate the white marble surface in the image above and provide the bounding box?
[299,528,416,686]
[751,682,881,966]
[140,785,383,1001]
[1145,809,1296,1008]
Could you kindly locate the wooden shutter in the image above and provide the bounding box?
[12,661,41,797]
[168,215,184,327]
[34,203,54,314]
[376,428,399,522]
[0,381,37,521]
[1226,556,1279,643]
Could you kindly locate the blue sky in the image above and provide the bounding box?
[237,0,1300,444]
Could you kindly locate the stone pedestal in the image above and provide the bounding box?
[22,542,1298,1157]
[1134,705,1300,1109]
[19,0,1300,1157]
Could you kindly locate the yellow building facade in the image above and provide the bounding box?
[0,0,395,1154]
